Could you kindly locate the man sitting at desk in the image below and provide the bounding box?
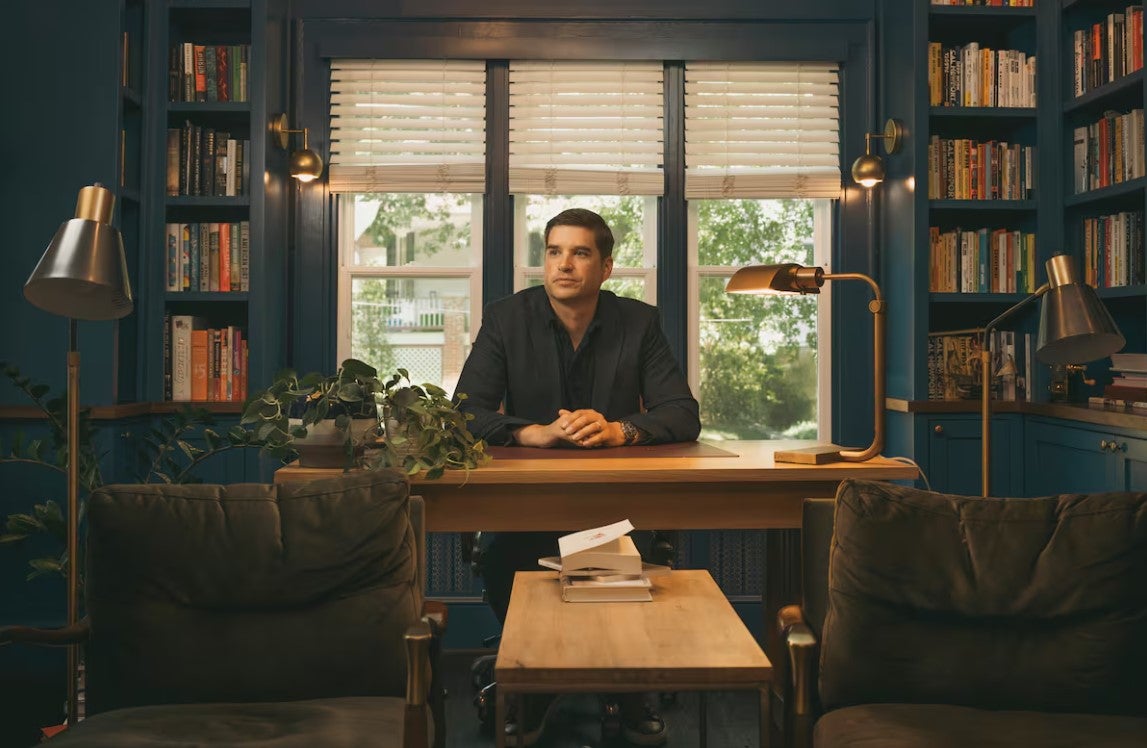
[455,208,700,746]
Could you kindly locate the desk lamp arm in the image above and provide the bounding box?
[824,272,885,462]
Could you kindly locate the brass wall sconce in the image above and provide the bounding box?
[270,113,323,182]
[851,118,904,188]
[726,263,886,464]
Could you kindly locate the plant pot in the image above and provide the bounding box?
[289,417,379,468]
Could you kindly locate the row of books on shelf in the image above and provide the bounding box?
[165,222,250,293]
[928,42,1036,109]
[928,138,1035,200]
[1070,7,1144,99]
[1082,210,1145,289]
[928,227,1037,294]
[168,42,250,103]
[165,316,249,403]
[929,1,1033,6]
[165,124,250,197]
[927,328,1031,402]
[1071,109,1145,195]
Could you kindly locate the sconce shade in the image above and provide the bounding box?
[725,263,826,295]
[850,153,885,188]
[24,184,133,320]
[290,147,324,182]
[1035,256,1124,364]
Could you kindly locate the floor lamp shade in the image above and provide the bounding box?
[24,184,133,320]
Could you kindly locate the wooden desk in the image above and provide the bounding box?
[495,570,773,748]
[273,439,918,532]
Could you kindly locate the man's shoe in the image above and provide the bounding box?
[620,694,668,746]
[504,694,558,747]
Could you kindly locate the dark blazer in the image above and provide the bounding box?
[454,286,700,446]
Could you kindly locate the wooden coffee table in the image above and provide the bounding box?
[495,570,773,747]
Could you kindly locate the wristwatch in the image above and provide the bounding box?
[620,420,640,445]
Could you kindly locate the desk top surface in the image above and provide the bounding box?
[275,439,918,486]
[496,569,771,687]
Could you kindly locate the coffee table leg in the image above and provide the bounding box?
[758,685,771,748]
[495,689,507,748]
[698,691,707,748]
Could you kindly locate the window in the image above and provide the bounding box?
[684,62,839,440]
[329,59,842,437]
[329,60,485,394]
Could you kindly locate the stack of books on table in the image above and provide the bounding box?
[1104,353,1147,404]
[539,519,669,603]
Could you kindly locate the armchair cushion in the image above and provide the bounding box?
[819,479,1147,717]
[814,703,1147,748]
[44,696,422,748]
[84,471,422,714]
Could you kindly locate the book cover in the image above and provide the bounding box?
[557,519,642,575]
[171,315,207,401]
[191,329,209,402]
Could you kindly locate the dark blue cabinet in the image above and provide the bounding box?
[926,414,1021,497]
[1025,418,1147,495]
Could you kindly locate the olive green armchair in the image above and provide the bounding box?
[779,479,1147,748]
[1,471,443,748]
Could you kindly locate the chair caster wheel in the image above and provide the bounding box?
[474,682,497,736]
[601,697,622,739]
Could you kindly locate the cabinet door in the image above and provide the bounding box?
[1025,420,1113,495]
[1113,437,1147,492]
[927,415,1019,496]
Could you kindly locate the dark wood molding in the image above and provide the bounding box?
[0,401,243,421]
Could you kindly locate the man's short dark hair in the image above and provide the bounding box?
[544,208,615,259]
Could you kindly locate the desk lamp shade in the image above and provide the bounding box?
[24,184,133,320]
[1036,254,1124,364]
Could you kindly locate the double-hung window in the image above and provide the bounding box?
[685,63,839,440]
[329,60,485,395]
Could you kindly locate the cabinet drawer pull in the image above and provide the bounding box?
[933,425,944,435]
[1100,440,1111,451]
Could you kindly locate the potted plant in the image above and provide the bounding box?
[241,358,489,478]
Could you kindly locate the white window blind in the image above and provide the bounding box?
[685,62,840,199]
[328,60,486,193]
[509,62,664,195]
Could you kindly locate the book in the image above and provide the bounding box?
[171,315,207,401]
[559,576,652,603]
[556,519,642,575]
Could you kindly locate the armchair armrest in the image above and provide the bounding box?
[403,619,434,748]
[778,604,818,748]
[0,620,90,647]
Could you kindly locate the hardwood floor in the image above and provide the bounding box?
[441,651,771,747]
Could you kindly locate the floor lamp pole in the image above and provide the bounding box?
[66,319,80,726]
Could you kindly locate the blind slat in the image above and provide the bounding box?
[329,60,486,193]
[509,61,664,196]
[685,62,841,199]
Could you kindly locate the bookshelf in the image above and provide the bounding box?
[142,0,282,411]
[117,0,147,403]
[1060,0,1146,384]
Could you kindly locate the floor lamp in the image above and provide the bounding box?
[726,262,885,464]
[23,184,134,724]
[979,254,1123,496]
